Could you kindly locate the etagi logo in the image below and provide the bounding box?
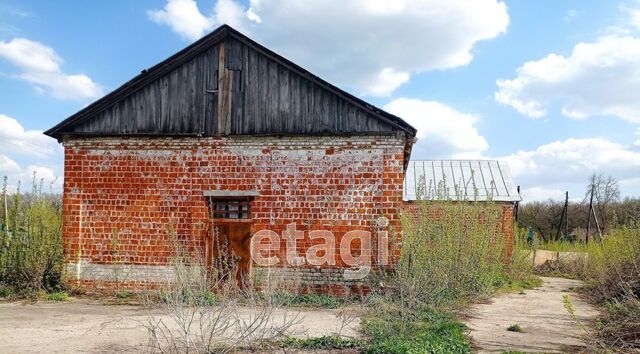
[250,217,390,279]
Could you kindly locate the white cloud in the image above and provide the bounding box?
[148,0,215,40]
[0,38,102,101]
[500,137,640,201]
[520,186,565,202]
[0,154,61,194]
[0,114,60,158]
[634,128,640,146]
[496,33,640,123]
[0,115,62,193]
[148,0,250,41]
[148,0,509,96]
[384,98,488,159]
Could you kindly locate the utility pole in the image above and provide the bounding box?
[2,176,7,233]
[586,184,594,243]
[555,191,569,241]
[515,185,520,222]
[564,191,569,239]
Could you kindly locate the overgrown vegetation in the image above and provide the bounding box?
[143,231,304,353]
[532,224,640,351]
[360,181,536,353]
[0,175,63,297]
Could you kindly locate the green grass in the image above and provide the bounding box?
[494,276,543,295]
[507,324,523,333]
[269,290,345,308]
[115,290,132,299]
[361,304,471,354]
[290,293,344,308]
[46,291,69,301]
[535,241,589,253]
[280,335,364,349]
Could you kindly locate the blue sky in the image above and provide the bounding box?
[1,0,639,201]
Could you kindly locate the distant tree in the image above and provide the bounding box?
[585,173,620,233]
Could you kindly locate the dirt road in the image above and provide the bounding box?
[0,299,360,353]
[466,276,598,353]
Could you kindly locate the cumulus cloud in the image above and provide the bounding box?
[496,33,640,123]
[148,0,509,96]
[520,186,566,202]
[384,98,488,159]
[0,153,60,193]
[148,0,249,40]
[0,115,62,193]
[0,38,102,100]
[500,137,640,201]
[0,114,60,157]
[0,149,61,194]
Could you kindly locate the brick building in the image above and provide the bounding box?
[403,160,521,257]
[45,25,417,294]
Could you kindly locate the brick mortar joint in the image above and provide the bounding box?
[63,135,407,149]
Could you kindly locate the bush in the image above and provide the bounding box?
[0,176,63,294]
[396,195,509,307]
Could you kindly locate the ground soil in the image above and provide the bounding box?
[0,298,360,353]
[465,276,598,353]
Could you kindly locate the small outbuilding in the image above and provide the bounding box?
[45,25,417,294]
[403,160,521,255]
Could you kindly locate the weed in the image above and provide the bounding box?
[47,291,69,301]
[267,290,344,308]
[506,324,523,332]
[361,303,471,354]
[280,335,364,349]
[292,293,343,308]
[115,290,132,299]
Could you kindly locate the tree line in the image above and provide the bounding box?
[517,174,640,242]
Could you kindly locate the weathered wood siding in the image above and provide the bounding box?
[70,37,395,137]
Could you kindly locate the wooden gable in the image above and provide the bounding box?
[45,25,416,140]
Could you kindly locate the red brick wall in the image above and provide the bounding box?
[62,135,407,293]
[401,201,516,261]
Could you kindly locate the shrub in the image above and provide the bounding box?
[0,176,63,294]
[47,291,69,301]
[396,192,509,307]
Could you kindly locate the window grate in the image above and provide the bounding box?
[208,197,251,219]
